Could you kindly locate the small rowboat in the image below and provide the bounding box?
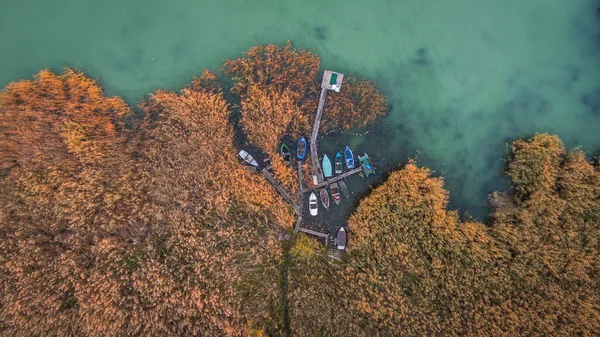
[322,154,332,178]
[336,227,347,250]
[309,192,318,216]
[320,188,330,211]
[330,182,341,205]
[358,153,375,177]
[344,146,354,169]
[238,150,258,167]
[280,143,292,165]
[334,152,343,174]
[297,137,307,160]
[338,180,350,199]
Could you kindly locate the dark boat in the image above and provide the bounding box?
[330,182,341,205]
[280,143,292,165]
[320,188,330,211]
[344,146,354,169]
[297,137,307,160]
[336,227,347,250]
[334,152,343,174]
[339,180,350,199]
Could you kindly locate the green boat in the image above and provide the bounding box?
[322,154,332,178]
[358,153,375,177]
[334,152,343,174]
[280,143,292,165]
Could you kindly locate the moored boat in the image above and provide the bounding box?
[309,192,318,216]
[334,152,343,174]
[297,137,307,160]
[336,227,347,250]
[339,179,350,199]
[322,154,332,178]
[280,143,292,165]
[330,182,341,205]
[344,146,354,169]
[358,153,375,177]
[239,149,258,167]
[320,188,330,211]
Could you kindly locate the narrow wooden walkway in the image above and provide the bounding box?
[261,168,300,213]
[309,87,328,184]
[298,227,329,245]
[300,167,362,193]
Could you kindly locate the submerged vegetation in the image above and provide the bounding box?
[1,43,599,337]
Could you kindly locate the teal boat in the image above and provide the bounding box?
[334,152,343,174]
[358,153,375,177]
[322,154,332,178]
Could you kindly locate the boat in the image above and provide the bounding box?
[322,154,332,178]
[336,227,347,250]
[320,188,330,211]
[238,149,258,167]
[334,152,343,174]
[280,143,292,165]
[358,153,375,177]
[297,137,307,160]
[344,146,354,169]
[339,179,350,199]
[309,192,318,216]
[330,182,341,205]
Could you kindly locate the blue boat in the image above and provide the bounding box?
[322,154,332,178]
[344,146,354,169]
[297,137,307,160]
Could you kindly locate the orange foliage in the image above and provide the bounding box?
[323,77,387,132]
[0,70,290,336]
[290,134,600,336]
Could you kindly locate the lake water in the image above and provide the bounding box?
[1,0,599,220]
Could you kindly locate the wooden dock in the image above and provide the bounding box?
[300,167,362,193]
[310,86,328,184]
[298,227,329,245]
[261,168,300,214]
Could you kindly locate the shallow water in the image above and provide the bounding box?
[1,0,599,220]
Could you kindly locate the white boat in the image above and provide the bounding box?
[309,192,318,216]
[238,149,258,167]
[336,227,347,250]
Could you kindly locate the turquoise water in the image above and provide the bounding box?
[1,0,599,219]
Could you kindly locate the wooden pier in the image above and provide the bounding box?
[259,70,351,244]
[310,86,328,184]
[300,167,362,193]
[298,227,329,245]
[261,168,300,213]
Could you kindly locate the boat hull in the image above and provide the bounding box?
[339,180,350,199]
[359,153,375,177]
[280,143,292,165]
[334,152,343,174]
[344,146,354,169]
[322,154,332,178]
[309,192,318,216]
[330,182,341,205]
[336,227,347,250]
[320,188,330,210]
[297,137,307,160]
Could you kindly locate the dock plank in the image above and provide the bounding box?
[300,167,362,193]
